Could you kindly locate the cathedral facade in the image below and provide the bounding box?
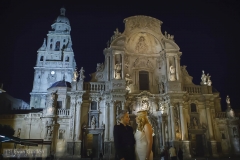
[1,8,240,159]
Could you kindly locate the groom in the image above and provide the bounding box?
[114,110,135,160]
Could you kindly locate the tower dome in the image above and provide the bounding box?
[51,7,71,32]
[55,7,70,25]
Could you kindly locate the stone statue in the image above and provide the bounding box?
[96,63,104,72]
[101,121,105,129]
[91,116,96,129]
[226,95,230,104]
[193,117,198,129]
[207,75,212,86]
[135,36,148,54]
[17,128,21,138]
[201,70,207,85]
[169,65,176,81]
[79,67,85,80]
[141,100,149,111]
[125,74,132,91]
[114,62,122,79]
[72,68,79,81]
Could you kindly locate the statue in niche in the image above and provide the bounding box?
[233,127,238,138]
[91,116,96,129]
[135,36,148,54]
[114,62,122,79]
[72,68,79,81]
[193,117,198,129]
[169,65,176,81]
[79,67,85,80]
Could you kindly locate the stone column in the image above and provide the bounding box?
[104,102,109,141]
[161,120,165,147]
[206,106,214,140]
[40,94,46,108]
[69,94,76,140]
[167,107,172,141]
[179,103,186,140]
[109,102,116,141]
[170,105,176,141]
[121,53,124,79]
[75,100,82,140]
[112,54,115,79]
[174,55,179,80]
[121,101,125,110]
[166,55,170,81]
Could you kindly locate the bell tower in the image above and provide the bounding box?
[30,7,76,108]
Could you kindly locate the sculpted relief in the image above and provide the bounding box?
[135,36,148,54]
[125,32,162,54]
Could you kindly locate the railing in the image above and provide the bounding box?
[36,61,71,67]
[183,86,202,94]
[84,82,105,91]
[216,112,226,118]
[57,109,70,116]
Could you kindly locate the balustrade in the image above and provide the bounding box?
[84,82,105,91]
[183,86,202,94]
[57,109,70,116]
[215,112,226,118]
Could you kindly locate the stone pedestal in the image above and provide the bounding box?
[182,141,191,158]
[77,81,84,90]
[166,81,182,92]
[71,81,77,91]
[103,141,115,160]
[210,141,218,157]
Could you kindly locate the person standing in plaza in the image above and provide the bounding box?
[114,110,135,160]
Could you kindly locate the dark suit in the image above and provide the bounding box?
[113,123,135,160]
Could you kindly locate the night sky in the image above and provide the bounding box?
[0,0,240,110]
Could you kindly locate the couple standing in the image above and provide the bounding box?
[114,110,153,160]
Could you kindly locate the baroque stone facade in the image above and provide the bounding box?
[1,8,240,159]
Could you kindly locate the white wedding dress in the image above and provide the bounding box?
[135,130,153,160]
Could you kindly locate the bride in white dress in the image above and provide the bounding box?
[135,110,153,160]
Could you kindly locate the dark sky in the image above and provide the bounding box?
[0,0,240,110]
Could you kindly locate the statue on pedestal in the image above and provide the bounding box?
[79,67,85,81]
[201,70,207,85]
[207,75,212,86]
[72,68,79,81]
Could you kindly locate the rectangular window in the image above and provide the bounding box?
[57,101,62,109]
[139,71,149,90]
